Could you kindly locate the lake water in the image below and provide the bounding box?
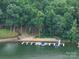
[0,43,79,59]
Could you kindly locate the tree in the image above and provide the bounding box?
[31,11,44,37]
[0,0,79,40]
[67,19,77,42]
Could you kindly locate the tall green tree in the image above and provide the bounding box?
[68,19,77,42]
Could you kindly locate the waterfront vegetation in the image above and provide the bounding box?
[0,0,79,42]
[0,29,17,39]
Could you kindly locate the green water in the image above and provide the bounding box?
[0,43,79,59]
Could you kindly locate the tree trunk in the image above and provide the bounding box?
[28,27,31,34]
[39,26,42,38]
[13,25,16,32]
[20,24,23,33]
[10,26,12,32]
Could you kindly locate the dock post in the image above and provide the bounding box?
[58,40,61,46]
[26,42,29,45]
[62,43,65,47]
[77,42,79,48]
[53,40,61,47]
[30,42,34,45]
[48,43,51,46]
[21,42,25,45]
[53,43,56,46]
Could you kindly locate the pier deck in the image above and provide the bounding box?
[0,37,70,43]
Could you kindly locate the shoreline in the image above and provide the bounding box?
[0,37,71,43]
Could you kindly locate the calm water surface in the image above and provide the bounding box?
[0,43,79,59]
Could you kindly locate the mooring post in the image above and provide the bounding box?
[58,40,61,46]
[53,43,56,46]
[21,42,25,45]
[48,43,51,46]
[30,42,34,45]
[26,42,29,45]
[77,42,79,48]
[62,43,65,47]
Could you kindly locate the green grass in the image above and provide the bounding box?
[0,29,17,39]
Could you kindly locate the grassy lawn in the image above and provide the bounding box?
[0,29,17,39]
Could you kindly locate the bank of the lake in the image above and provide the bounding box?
[0,29,17,39]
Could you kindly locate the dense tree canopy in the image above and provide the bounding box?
[0,0,79,41]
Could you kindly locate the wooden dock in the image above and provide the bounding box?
[0,37,70,43]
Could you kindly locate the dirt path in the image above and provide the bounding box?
[0,38,17,43]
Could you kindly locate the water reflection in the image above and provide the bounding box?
[0,43,79,59]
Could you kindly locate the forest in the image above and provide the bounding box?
[0,0,79,41]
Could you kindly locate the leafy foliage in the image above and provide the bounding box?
[0,0,79,41]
